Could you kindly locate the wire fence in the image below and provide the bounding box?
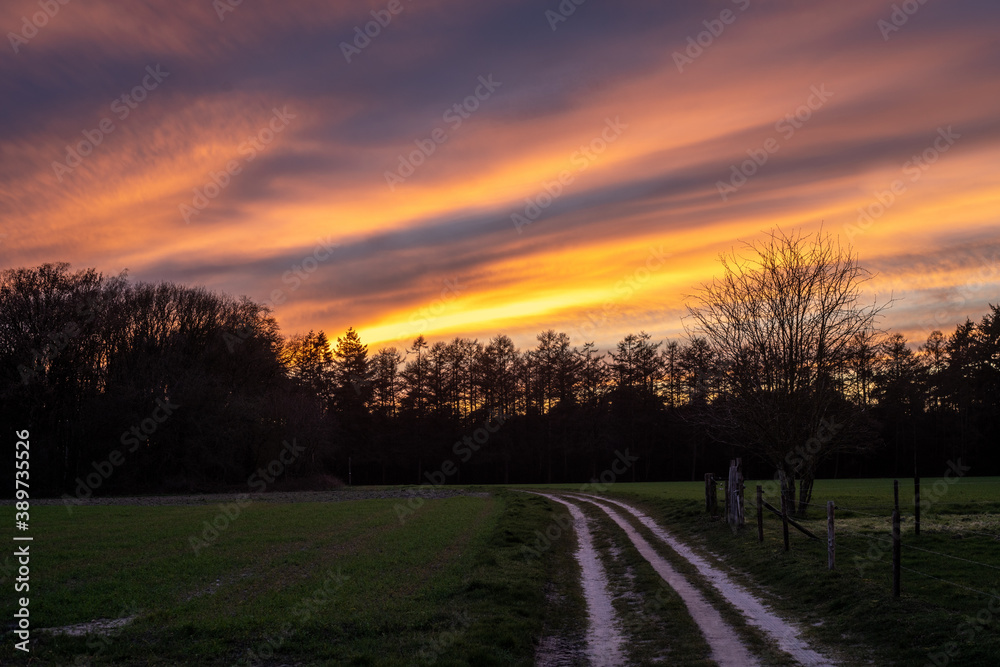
[899,565,999,600]
[707,475,1000,602]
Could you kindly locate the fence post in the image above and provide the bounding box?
[827,500,835,570]
[705,472,712,514]
[724,472,731,524]
[780,493,790,552]
[914,476,921,537]
[712,475,718,517]
[892,509,901,599]
[733,458,744,528]
[705,474,718,517]
[894,479,899,515]
[757,484,764,543]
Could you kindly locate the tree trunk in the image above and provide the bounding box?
[779,469,796,516]
[797,476,814,515]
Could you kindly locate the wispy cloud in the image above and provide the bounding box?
[1,0,998,350]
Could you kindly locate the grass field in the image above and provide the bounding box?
[3,477,999,665]
[0,491,585,666]
[569,476,1000,666]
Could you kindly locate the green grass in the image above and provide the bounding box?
[5,477,998,665]
[0,491,585,666]
[575,477,1000,666]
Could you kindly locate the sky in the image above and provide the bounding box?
[1,0,998,354]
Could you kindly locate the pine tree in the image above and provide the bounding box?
[332,327,372,410]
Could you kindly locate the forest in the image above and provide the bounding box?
[1,254,998,500]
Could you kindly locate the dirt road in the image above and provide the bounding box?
[528,491,837,666]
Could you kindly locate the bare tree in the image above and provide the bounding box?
[686,228,889,512]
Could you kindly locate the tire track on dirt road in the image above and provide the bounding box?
[567,494,759,667]
[574,493,836,666]
[528,492,626,667]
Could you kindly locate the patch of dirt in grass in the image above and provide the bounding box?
[184,577,226,601]
[39,615,137,637]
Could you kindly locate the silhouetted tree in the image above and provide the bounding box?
[371,347,404,418]
[332,327,372,410]
[282,330,335,411]
[6,256,998,494]
[686,228,889,512]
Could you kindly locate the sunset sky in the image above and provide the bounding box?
[2,0,998,354]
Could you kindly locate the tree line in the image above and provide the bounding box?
[2,243,997,499]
